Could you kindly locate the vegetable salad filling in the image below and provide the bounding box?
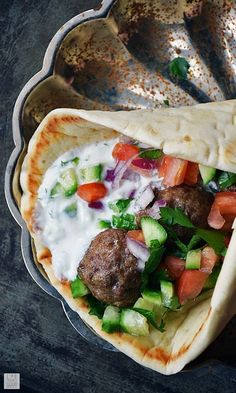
[36,137,235,337]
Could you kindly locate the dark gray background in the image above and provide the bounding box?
[1,1,236,392]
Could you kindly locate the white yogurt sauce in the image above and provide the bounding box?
[36,138,161,281]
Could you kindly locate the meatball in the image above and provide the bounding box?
[78,229,141,307]
[136,185,214,241]
[155,185,214,240]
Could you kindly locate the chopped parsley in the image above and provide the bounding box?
[139,149,163,159]
[218,171,236,189]
[86,294,106,319]
[98,220,112,229]
[112,214,137,230]
[109,198,131,214]
[160,207,194,228]
[61,157,80,166]
[168,57,190,80]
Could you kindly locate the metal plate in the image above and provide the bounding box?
[5,0,236,365]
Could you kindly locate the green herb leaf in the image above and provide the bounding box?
[139,149,163,159]
[109,199,131,213]
[196,228,227,256]
[160,207,194,228]
[187,234,202,251]
[218,171,236,189]
[86,294,106,319]
[168,57,190,80]
[61,157,79,166]
[112,214,137,230]
[141,245,165,290]
[163,99,170,106]
[133,308,166,332]
[144,246,165,275]
[166,295,181,310]
[165,226,188,254]
[157,318,166,333]
[98,220,112,229]
[152,268,171,284]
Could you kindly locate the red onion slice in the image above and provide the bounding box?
[135,185,155,209]
[138,199,167,220]
[129,189,137,198]
[112,147,159,189]
[105,168,115,182]
[88,201,104,209]
[137,258,146,272]
[112,151,142,189]
[153,199,167,208]
[122,168,140,182]
[132,158,157,170]
[126,236,150,262]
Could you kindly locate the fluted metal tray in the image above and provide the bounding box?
[5,0,236,368]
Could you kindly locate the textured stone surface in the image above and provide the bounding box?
[1,0,236,392]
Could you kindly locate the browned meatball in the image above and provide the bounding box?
[155,185,214,240]
[78,229,141,307]
[136,185,214,241]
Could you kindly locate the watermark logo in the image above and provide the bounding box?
[4,373,20,390]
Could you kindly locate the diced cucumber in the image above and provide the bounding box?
[59,168,78,197]
[199,165,216,185]
[80,164,103,182]
[120,309,149,336]
[64,203,77,218]
[185,249,201,270]
[70,276,90,298]
[50,182,63,198]
[102,305,120,333]
[134,297,154,311]
[142,289,162,307]
[204,265,221,289]
[141,217,167,247]
[160,280,180,309]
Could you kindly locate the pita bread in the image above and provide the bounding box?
[20,100,236,374]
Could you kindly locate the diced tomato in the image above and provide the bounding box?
[127,230,145,243]
[177,270,208,305]
[159,156,188,187]
[112,143,139,161]
[208,192,236,229]
[184,162,199,185]
[77,182,107,202]
[214,192,236,215]
[200,246,218,274]
[208,205,225,229]
[164,256,185,280]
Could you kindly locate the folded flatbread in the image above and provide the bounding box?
[20,100,236,374]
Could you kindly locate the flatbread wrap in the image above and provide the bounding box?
[20,100,236,375]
